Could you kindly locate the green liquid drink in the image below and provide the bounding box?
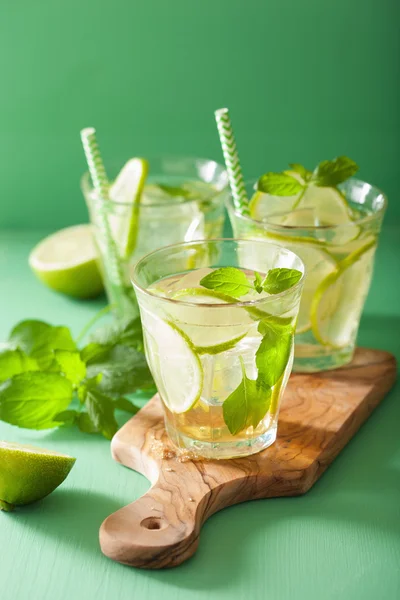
[227,161,387,372]
[132,239,304,459]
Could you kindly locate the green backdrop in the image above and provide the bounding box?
[0,0,399,230]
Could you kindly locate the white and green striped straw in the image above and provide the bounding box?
[80,127,124,289]
[215,108,249,214]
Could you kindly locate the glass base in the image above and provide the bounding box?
[293,343,354,373]
[165,422,278,460]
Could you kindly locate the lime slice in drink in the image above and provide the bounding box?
[141,313,203,414]
[0,441,76,511]
[29,225,103,299]
[109,158,148,258]
[311,240,376,348]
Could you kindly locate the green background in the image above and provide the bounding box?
[0,1,399,599]
[0,0,399,230]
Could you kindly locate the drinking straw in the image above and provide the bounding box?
[80,127,124,289]
[214,108,249,214]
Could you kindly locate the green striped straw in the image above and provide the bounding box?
[80,127,124,290]
[214,108,249,214]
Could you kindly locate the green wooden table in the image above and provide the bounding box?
[0,228,399,600]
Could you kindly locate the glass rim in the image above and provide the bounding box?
[81,154,228,208]
[226,177,387,232]
[131,237,305,308]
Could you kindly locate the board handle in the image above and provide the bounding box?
[100,469,205,569]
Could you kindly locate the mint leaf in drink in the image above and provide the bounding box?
[253,272,263,294]
[9,320,76,369]
[86,344,153,396]
[262,268,302,294]
[288,163,312,181]
[200,267,252,298]
[0,372,73,429]
[54,350,86,386]
[0,349,39,383]
[223,358,271,435]
[84,388,118,440]
[256,322,293,388]
[157,184,193,198]
[90,317,144,351]
[257,172,304,196]
[314,156,358,187]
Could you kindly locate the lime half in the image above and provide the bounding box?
[311,240,376,348]
[29,225,103,299]
[142,313,203,414]
[0,441,76,511]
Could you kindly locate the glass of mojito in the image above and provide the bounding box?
[132,239,304,459]
[226,158,387,372]
[82,156,228,319]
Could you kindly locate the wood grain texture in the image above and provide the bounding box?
[100,347,397,570]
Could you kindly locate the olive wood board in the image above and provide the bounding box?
[100,347,397,569]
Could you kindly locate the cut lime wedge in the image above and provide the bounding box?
[311,239,376,348]
[29,225,103,299]
[0,441,75,511]
[141,313,203,414]
[109,158,148,258]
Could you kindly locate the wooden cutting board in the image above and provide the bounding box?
[100,347,397,569]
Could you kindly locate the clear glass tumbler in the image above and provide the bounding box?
[132,239,304,459]
[227,179,387,372]
[82,156,228,319]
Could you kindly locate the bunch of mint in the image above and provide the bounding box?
[0,316,154,439]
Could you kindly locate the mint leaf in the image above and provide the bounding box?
[223,358,271,435]
[54,409,79,426]
[114,397,140,414]
[77,411,99,434]
[84,388,118,439]
[257,172,304,196]
[157,184,193,198]
[256,323,293,388]
[0,372,73,429]
[80,343,111,365]
[0,349,39,383]
[54,350,86,386]
[9,320,76,369]
[90,317,144,351]
[314,156,358,187]
[288,163,312,181]
[86,345,153,396]
[262,268,302,294]
[253,272,263,294]
[200,267,252,298]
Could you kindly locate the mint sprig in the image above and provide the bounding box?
[257,155,358,196]
[199,267,297,435]
[0,315,154,440]
[200,267,302,297]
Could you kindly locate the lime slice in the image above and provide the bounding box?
[141,313,203,414]
[0,441,75,511]
[29,225,103,299]
[311,240,376,348]
[109,158,148,258]
[299,184,353,224]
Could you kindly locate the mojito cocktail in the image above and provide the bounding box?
[227,159,387,372]
[82,156,228,319]
[132,239,304,459]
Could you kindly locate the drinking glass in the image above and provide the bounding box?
[82,156,228,319]
[132,239,304,459]
[227,179,387,372]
